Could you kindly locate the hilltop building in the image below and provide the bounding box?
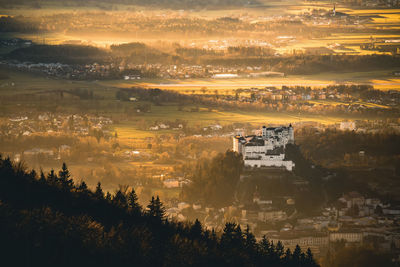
[233,125,295,171]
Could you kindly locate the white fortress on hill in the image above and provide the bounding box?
[233,125,295,171]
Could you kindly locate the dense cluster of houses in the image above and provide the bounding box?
[1,61,124,80]
[2,113,113,138]
[211,86,400,114]
[224,86,390,104]
[149,122,184,131]
[164,188,400,257]
[294,119,400,134]
[337,119,400,133]
[1,113,113,162]
[1,60,280,80]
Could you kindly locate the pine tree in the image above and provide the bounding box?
[244,225,257,252]
[113,190,127,209]
[220,222,245,253]
[211,229,217,242]
[292,244,302,262]
[283,248,292,264]
[78,181,88,191]
[95,182,104,199]
[221,222,236,246]
[300,252,306,266]
[232,224,243,244]
[260,236,277,261]
[146,196,165,219]
[305,248,317,266]
[105,192,112,202]
[59,163,73,189]
[28,169,37,181]
[47,169,58,185]
[189,219,203,239]
[127,188,139,209]
[260,236,271,254]
[155,196,165,218]
[39,170,46,183]
[269,241,276,258]
[275,240,284,258]
[127,188,141,215]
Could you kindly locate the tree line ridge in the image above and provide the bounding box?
[0,155,318,267]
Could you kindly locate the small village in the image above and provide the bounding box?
[164,188,400,258]
[1,0,400,264]
[2,112,400,164]
[2,113,113,138]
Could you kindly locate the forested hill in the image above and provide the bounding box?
[0,156,319,267]
[6,45,110,65]
[0,0,260,9]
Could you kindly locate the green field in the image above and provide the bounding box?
[0,68,392,128]
[309,99,390,109]
[145,105,345,124]
[100,70,400,92]
[0,67,107,94]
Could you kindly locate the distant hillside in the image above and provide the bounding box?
[129,0,260,8]
[0,155,319,267]
[0,0,260,9]
[5,44,109,64]
[111,42,177,64]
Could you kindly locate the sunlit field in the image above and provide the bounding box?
[101,72,400,92]
[2,66,399,96]
[1,0,400,265]
[309,99,390,109]
[370,78,400,90]
[1,67,364,138]
[2,1,399,54]
[113,104,359,134]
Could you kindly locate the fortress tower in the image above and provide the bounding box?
[233,124,295,171]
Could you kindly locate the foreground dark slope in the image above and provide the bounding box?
[0,156,319,267]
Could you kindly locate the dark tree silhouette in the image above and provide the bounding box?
[95,182,104,199]
[147,195,166,219]
[0,156,320,267]
[59,163,73,189]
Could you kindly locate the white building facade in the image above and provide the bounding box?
[233,125,295,171]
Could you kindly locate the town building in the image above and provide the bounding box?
[233,125,295,171]
[329,231,363,243]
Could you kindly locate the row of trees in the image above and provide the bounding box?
[113,86,399,119]
[6,44,110,65]
[204,54,400,74]
[0,156,319,266]
[296,129,400,164]
[5,40,400,75]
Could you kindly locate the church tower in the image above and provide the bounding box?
[288,124,294,144]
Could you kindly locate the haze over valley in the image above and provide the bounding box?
[1,0,400,266]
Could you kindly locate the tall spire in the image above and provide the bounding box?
[333,3,336,16]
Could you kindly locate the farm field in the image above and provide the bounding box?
[0,68,395,130]
[2,1,400,53]
[101,70,400,92]
[0,67,106,94]
[2,67,400,101]
[308,99,390,109]
[3,67,399,97]
[113,104,362,139]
